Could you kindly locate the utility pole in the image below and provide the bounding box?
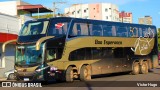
[53,2,66,17]
[121,11,125,23]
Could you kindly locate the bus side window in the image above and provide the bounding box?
[77,24,81,35]
[92,25,103,36]
[117,26,127,37]
[71,23,90,36]
[143,28,148,37]
[112,26,117,36]
[69,48,86,61]
[71,23,78,36]
[138,28,143,37]
[103,25,112,36]
[150,28,155,37]
[144,27,155,38]
[92,48,102,59]
[129,27,138,37]
[80,23,89,35]
[46,49,56,61]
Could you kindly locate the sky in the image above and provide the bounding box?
[0,0,160,28]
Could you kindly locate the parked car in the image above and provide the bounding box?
[4,69,17,80]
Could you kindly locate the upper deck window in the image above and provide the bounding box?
[91,25,103,36]
[20,21,49,36]
[48,20,70,36]
[69,23,89,37]
[102,25,117,37]
[117,26,128,37]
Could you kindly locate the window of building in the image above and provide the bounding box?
[77,11,80,14]
[72,11,74,15]
[106,16,108,19]
[105,8,108,12]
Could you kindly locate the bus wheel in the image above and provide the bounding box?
[80,65,91,81]
[140,61,148,74]
[66,66,74,82]
[131,62,140,75]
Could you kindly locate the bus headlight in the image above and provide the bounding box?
[35,69,41,72]
[14,70,17,72]
[50,66,57,71]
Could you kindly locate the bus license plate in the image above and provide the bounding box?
[24,78,29,81]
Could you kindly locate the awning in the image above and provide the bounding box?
[0,33,18,43]
[17,5,53,13]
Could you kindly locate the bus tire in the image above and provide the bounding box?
[131,62,140,75]
[140,61,148,74]
[66,66,74,82]
[80,65,91,81]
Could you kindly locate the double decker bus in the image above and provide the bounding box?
[2,17,159,82]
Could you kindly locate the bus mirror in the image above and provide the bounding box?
[2,39,17,53]
[36,36,55,50]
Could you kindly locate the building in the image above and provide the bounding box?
[65,3,119,22]
[119,11,132,23]
[138,16,152,25]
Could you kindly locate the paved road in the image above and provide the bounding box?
[0,68,160,90]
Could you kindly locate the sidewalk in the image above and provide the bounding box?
[0,77,7,81]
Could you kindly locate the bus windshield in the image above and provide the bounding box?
[15,45,44,67]
[19,21,49,36]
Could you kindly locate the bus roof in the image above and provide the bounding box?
[27,17,156,28]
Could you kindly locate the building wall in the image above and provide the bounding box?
[101,3,119,21]
[80,4,89,19]
[0,1,17,16]
[0,13,20,34]
[65,4,89,19]
[138,16,152,25]
[0,44,15,78]
[89,3,102,20]
[64,3,119,22]
[119,12,132,23]
[74,4,82,18]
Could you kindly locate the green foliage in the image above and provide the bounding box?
[32,14,53,19]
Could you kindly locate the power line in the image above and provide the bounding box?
[53,1,66,17]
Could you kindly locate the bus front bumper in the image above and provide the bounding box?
[15,71,56,81]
